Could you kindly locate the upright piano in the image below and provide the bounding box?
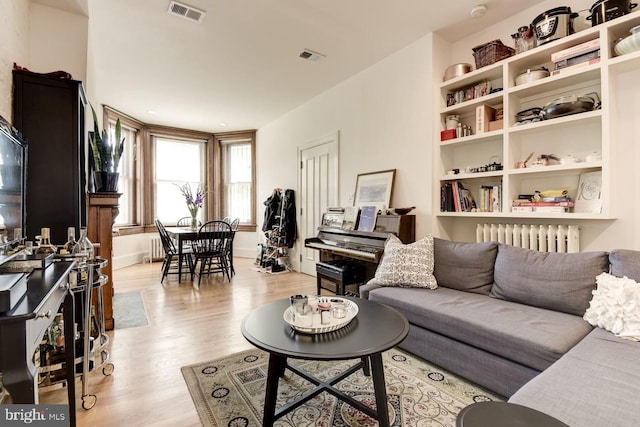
[305,215,415,295]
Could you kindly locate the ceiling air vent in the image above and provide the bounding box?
[298,49,326,62]
[168,1,206,23]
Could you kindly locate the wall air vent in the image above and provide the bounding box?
[168,1,206,23]
[298,49,326,62]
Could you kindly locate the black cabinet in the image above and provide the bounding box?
[12,70,87,244]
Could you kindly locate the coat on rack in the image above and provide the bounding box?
[282,189,297,248]
[261,188,297,248]
[262,189,282,233]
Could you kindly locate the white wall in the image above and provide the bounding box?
[0,0,30,120]
[258,35,435,270]
[29,4,88,82]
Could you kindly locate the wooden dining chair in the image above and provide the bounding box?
[154,218,194,283]
[190,220,233,285]
[228,218,240,276]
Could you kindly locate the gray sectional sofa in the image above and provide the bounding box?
[360,239,640,427]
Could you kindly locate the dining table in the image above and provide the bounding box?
[164,226,235,283]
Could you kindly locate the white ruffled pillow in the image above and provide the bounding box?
[367,234,437,289]
[583,272,640,341]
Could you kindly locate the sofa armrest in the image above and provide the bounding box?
[359,281,383,299]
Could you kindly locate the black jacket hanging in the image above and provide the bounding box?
[262,190,281,232]
[282,189,297,248]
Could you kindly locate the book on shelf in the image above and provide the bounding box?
[512,206,571,213]
[459,186,476,212]
[551,57,601,76]
[441,182,455,211]
[476,185,502,213]
[475,105,496,134]
[574,171,602,214]
[451,181,461,212]
[540,196,572,202]
[550,38,600,63]
[491,185,501,212]
[512,200,575,207]
[553,50,600,71]
[441,181,476,212]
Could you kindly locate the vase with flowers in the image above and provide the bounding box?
[177,182,206,229]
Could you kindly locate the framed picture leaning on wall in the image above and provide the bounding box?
[353,169,396,211]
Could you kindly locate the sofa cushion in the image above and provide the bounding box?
[509,327,640,427]
[490,244,609,316]
[583,272,640,341]
[609,249,640,281]
[368,286,592,372]
[433,238,497,295]
[367,234,437,289]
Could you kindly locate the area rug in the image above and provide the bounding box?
[181,348,503,426]
[113,291,149,329]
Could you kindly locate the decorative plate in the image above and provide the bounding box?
[283,296,358,334]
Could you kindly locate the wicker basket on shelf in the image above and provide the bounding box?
[472,39,515,69]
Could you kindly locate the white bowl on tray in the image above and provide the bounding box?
[283,297,358,334]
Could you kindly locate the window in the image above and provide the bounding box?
[100,105,256,234]
[154,136,206,224]
[216,131,256,229]
[110,122,137,225]
[104,107,141,227]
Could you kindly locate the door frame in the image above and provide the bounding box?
[297,131,339,276]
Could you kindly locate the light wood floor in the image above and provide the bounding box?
[39,258,317,427]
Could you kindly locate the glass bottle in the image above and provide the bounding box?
[35,227,57,255]
[73,227,94,261]
[63,226,77,254]
[54,313,65,348]
[90,305,100,339]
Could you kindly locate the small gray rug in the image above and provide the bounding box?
[113,291,149,329]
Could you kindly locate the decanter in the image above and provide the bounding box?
[63,226,77,254]
[35,227,57,255]
[73,227,95,260]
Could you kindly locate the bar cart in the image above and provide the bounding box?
[37,256,114,410]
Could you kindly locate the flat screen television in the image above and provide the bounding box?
[0,115,26,257]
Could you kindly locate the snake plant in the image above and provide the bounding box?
[89,104,124,173]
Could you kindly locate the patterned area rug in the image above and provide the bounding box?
[181,348,503,426]
[113,291,149,329]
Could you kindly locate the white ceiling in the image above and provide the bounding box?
[34,0,545,133]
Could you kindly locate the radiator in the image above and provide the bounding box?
[476,223,580,253]
[147,235,165,262]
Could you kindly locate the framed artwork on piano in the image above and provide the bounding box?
[353,169,396,211]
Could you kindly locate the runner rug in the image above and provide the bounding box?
[113,291,149,329]
[181,348,503,426]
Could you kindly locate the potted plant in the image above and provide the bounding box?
[89,104,124,192]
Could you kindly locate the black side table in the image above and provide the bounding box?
[457,401,569,427]
[241,297,409,427]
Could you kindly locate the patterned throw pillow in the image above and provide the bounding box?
[367,234,437,289]
[583,272,640,341]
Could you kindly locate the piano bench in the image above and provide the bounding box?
[316,260,367,296]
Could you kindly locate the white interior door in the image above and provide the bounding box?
[298,133,338,276]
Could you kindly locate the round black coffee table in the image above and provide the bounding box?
[241,296,409,427]
[457,401,569,427]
